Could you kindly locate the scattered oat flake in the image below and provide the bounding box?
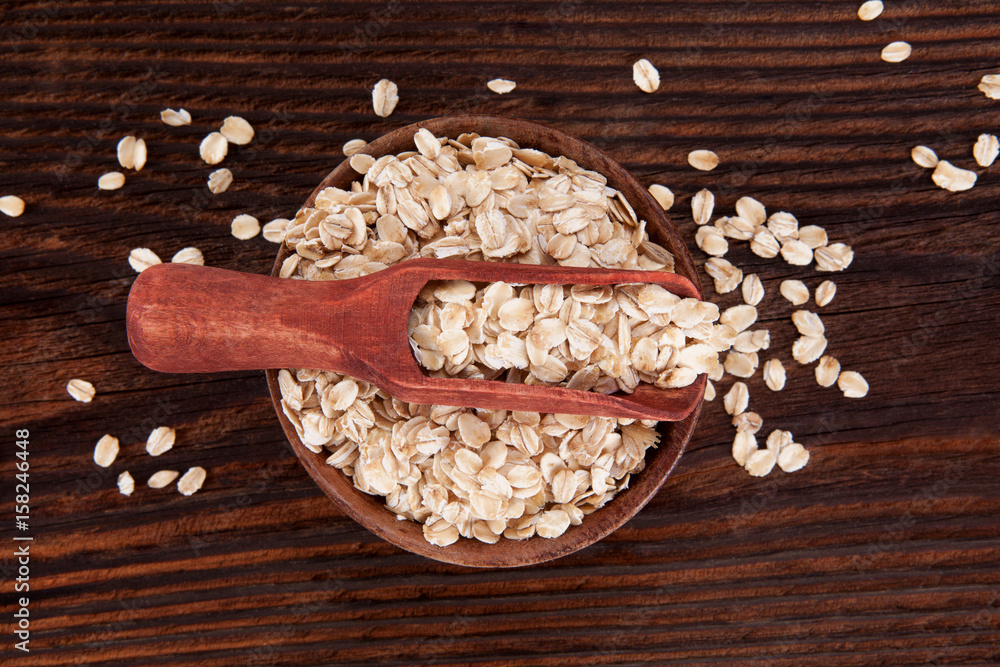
[117,136,137,170]
[148,470,179,489]
[777,443,809,472]
[767,211,798,243]
[696,226,728,256]
[231,214,260,240]
[881,41,911,63]
[792,335,828,365]
[723,382,750,416]
[978,74,1000,100]
[207,168,233,194]
[815,280,836,307]
[735,196,766,226]
[98,172,125,190]
[647,184,674,211]
[745,449,776,477]
[94,434,119,468]
[221,116,254,145]
[116,136,146,171]
[0,195,25,217]
[838,370,869,398]
[117,471,135,496]
[372,78,399,118]
[763,358,786,392]
[487,78,517,94]
[146,426,176,456]
[262,218,289,243]
[692,188,714,225]
[160,108,191,126]
[732,432,756,467]
[792,310,824,337]
[199,132,228,165]
[178,466,207,496]
[781,239,813,266]
[704,381,716,401]
[733,411,762,435]
[815,355,841,387]
[750,228,780,258]
[741,274,764,306]
[911,145,938,169]
[688,150,719,171]
[973,134,999,168]
[128,247,162,273]
[705,257,742,294]
[780,279,810,306]
[133,138,147,171]
[632,59,660,93]
[766,430,792,455]
[798,225,828,249]
[67,378,96,403]
[857,0,883,20]
[171,247,204,265]
[721,304,758,333]
[815,244,854,272]
[342,138,367,156]
[932,160,977,192]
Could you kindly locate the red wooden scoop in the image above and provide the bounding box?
[126,258,706,420]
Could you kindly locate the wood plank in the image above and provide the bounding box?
[1,0,999,663]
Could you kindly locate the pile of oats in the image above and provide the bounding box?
[276,132,729,546]
[409,280,723,394]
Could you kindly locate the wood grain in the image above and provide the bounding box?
[2,0,999,664]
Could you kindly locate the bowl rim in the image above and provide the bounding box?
[266,114,705,568]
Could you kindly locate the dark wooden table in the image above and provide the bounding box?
[3,1,999,664]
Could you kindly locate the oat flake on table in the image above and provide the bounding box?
[67,378,96,403]
[632,59,660,93]
[200,132,228,165]
[118,471,135,496]
[647,184,674,210]
[129,247,162,273]
[98,172,125,190]
[0,195,25,217]
[207,168,233,194]
[881,41,912,63]
[688,150,719,171]
[160,108,191,126]
[171,247,204,265]
[220,116,254,145]
[146,426,176,456]
[978,74,1000,100]
[487,79,517,94]
[148,470,179,489]
[372,79,399,117]
[94,434,119,467]
[231,214,260,240]
[973,134,999,168]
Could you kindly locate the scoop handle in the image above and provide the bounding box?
[126,263,363,374]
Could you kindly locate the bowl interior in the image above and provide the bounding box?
[266,115,704,567]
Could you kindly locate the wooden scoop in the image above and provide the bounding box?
[126,257,706,420]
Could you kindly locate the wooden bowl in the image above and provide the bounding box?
[266,115,705,568]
